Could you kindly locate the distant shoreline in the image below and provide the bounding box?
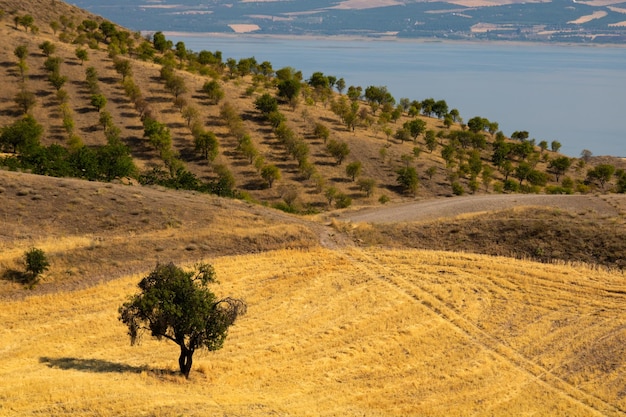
[161,31,626,48]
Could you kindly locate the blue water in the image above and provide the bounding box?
[169,35,626,157]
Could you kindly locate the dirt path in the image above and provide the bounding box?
[337,194,620,224]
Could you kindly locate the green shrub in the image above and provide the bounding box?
[451,182,464,196]
[23,248,49,287]
[335,192,352,209]
[503,179,519,193]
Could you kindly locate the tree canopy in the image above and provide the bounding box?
[119,262,246,378]
[1,115,43,153]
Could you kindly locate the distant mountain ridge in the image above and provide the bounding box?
[69,0,626,43]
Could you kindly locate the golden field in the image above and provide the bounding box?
[1,244,625,416]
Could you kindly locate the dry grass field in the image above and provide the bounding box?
[1,170,626,416]
[1,246,625,416]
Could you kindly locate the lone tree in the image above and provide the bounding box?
[119,262,246,378]
[24,248,49,286]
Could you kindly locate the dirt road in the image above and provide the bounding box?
[338,194,620,223]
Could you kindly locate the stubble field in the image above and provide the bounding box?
[2,244,626,416]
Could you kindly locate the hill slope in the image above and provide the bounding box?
[1,0,624,212]
[1,246,625,415]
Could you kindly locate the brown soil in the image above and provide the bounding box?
[0,170,321,299]
[335,193,626,269]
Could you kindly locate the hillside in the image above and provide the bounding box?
[2,235,626,415]
[1,1,625,211]
[1,169,626,416]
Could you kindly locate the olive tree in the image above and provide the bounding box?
[261,164,281,188]
[113,58,132,81]
[346,160,362,181]
[14,45,28,61]
[194,130,219,162]
[548,156,571,182]
[75,47,88,65]
[119,262,246,378]
[165,75,187,99]
[326,139,350,165]
[357,178,376,197]
[587,164,615,190]
[277,78,301,103]
[39,41,56,57]
[201,80,224,104]
[90,94,107,112]
[254,93,278,116]
[1,115,42,153]
[396,166,419,195]
[24,248,49,285]
[14,89,36,114]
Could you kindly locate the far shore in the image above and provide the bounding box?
[160,30,626,48]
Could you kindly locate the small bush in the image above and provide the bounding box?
[503,179,519,193]
[272,201,299,214]
[545,186,573,195]
[22,248,49,287]
[451,182,464,196]
[335,193,352,209]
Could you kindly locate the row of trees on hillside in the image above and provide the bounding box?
[3,34,136,181]
[3,14,625,201]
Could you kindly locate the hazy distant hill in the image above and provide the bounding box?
[69,0,626,43]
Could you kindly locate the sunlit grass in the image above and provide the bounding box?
[1,248,624,416]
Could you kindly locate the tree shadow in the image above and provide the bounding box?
[1,268,31,285]
[0,108,22,117]
[40,356,152,374]
[109,96,129,105]
[330,177,351,183]
[34,90,52,98]
[100,77,119,85]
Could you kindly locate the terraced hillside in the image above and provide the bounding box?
[2,0,624,213]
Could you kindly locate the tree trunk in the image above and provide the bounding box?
[178,345,194,378]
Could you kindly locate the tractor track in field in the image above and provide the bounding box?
[335,246,624,416]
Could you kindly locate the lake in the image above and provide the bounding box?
[168,34,625,158]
